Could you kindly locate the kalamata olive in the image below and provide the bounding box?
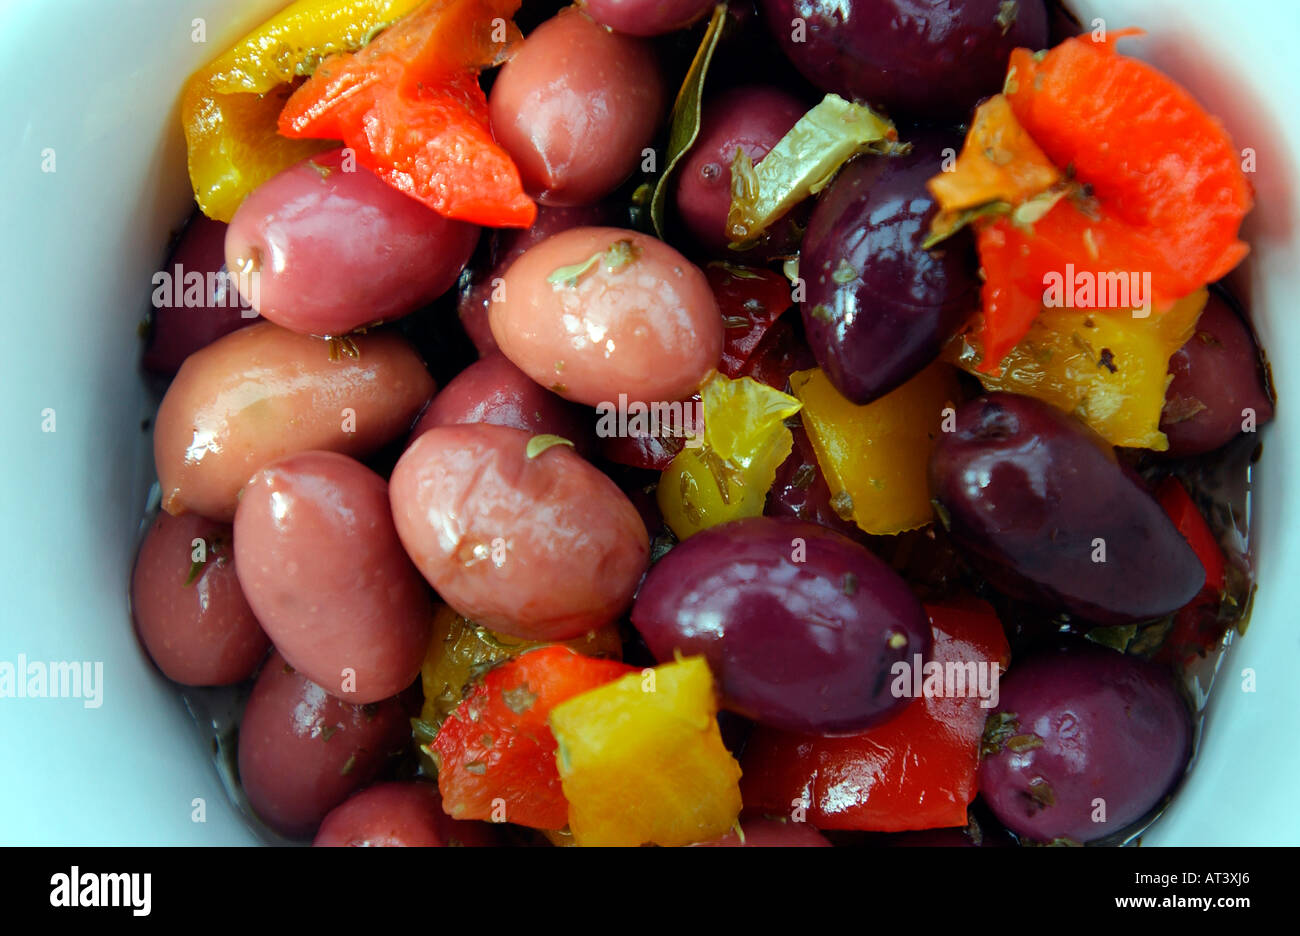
[389,424,649,641]
[693,816,832,846]
[131,511,268,686]
[409,352,596,458]
[631,516,931,733]
[759,0,1049,121]
[313,782,498,847]
[490,227,722,407]
[801,129,980,404]
[1160,289,1274,456]
[234,452,432,703]
[143,212,255,375]
[237,653,411,838]
[489,7,665,206]
[154,322,434,522]
[978,645,1192,844]
[459,204,612,356]
[226,148,478,336]
[581,0,716,36]
[929,393,1205,624]
[674,85,808,255]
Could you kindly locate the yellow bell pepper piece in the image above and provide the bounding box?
[182,0,423,221]
[945,289,1207,450]
[549,656,742,847]
[790,362,962,536]
[657,374,801,540]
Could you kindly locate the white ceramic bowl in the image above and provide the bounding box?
[1,0,1297,845]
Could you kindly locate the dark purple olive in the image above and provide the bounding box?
[142,212,256,375]
[631,516,931,733]
[674,85,809,256]
[457,203,612,355]
[766,422,865,540]
[801,129,980,405]
[979,645,1192,844]
[930,394,1205,625]
[1160,289,1274,456]
[759,0,1048,121]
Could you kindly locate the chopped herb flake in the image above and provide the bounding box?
[707,261,764,280]
[830,489,854,521]
[547,240,640,288]
[526,434,575,459]
[831,259,858,284]
[1006,733,1044,754]
[995,1,1019,35]
[502,684,538,714]
[1162,396,1208,425]
[183,550,206,587]
[1085,623,1137,652]
[545,251,602,288]
[981,711,1019,757]
[1027,777,1055,809]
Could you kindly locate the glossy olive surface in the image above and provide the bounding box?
[929,393,1205,624]
[801,130,980,405]
[632,516,931,733]
[979,644,1192,843]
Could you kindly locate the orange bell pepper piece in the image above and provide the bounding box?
[181,0,424,221]
[928,30,1252,375]
[278,0,536,227]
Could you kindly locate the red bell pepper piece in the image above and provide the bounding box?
[431,646,632,829]
[1154,476,1229,664]
[973,30,1252,372]
[974,222,1047,372]
[735,314,817,391]
[1155,477,1225,595]
[278,0,536,228]
[740,598,1011,832]
[706,264,794,378]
